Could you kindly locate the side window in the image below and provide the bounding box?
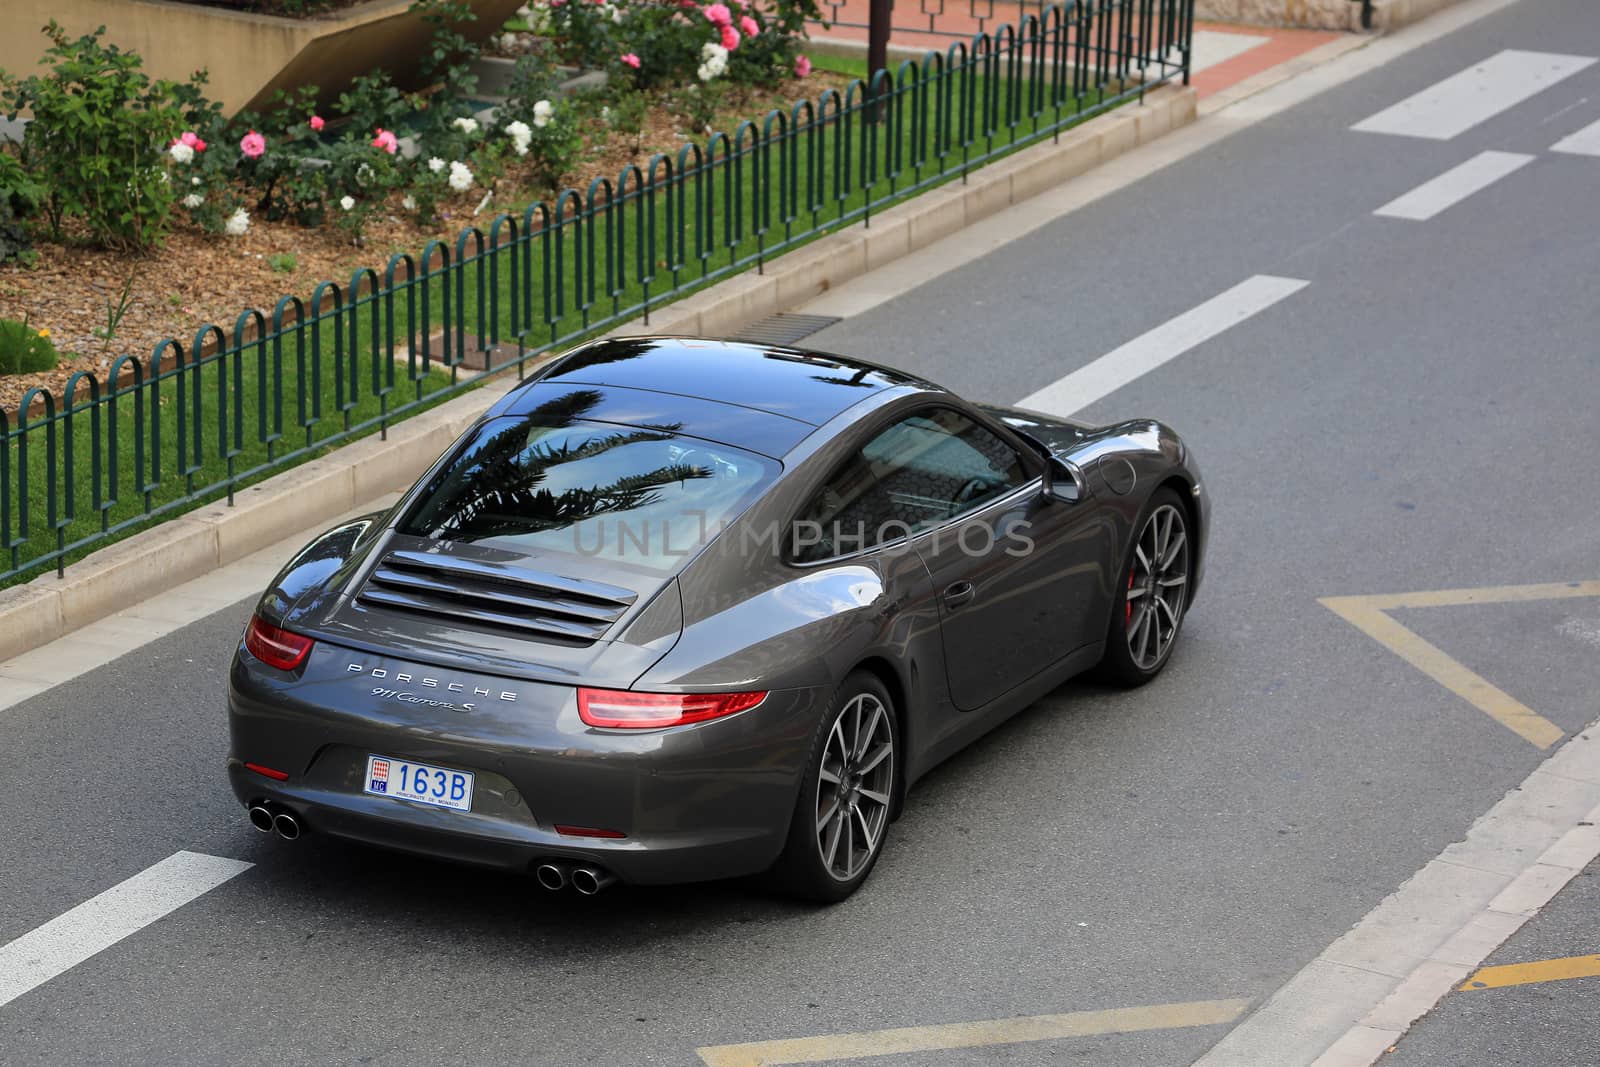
[792,408,1030,562]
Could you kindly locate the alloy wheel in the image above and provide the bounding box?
[814,693,894,882]
[1125,503,1189,671]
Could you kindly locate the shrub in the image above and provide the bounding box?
[324,141,403,244]
[0,317,59,376]
[233,87,337,228]
[0,149,44,267]
[1,22,193,252]
[335,71,410,140]
[604,91,649,157]
[543,0,619,69]
[610,0,813,90]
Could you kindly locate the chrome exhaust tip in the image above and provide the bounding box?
[535,862,570,891]
[247,804,275,833]
[272,811,302,841]
[570,865,616,896]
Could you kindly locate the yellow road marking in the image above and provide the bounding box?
[1319,580,1600,750]
[1460,953,1600,991]
[1329,581,1600,612]
[695,998,1251,1067]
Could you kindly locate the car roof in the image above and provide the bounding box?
[495,337,942,457]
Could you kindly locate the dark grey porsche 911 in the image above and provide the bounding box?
[229,337,1207,901]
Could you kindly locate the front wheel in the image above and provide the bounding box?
[770,671,898,903]
[1096,488,1191,687]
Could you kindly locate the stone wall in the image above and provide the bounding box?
[1196,0,1470,31]
[1194,0,1363,30]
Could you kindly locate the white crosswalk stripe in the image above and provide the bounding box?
[0,851,252,1011]
[1353,50,1596,140]
[1552,115,1600,156]
[1016,275,1309,417]
[1374,151,1535,221]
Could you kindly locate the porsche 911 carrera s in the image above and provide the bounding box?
[228,337,1207,901]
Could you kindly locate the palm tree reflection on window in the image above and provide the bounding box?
[406,389,713,545]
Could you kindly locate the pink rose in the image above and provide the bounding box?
[372,128,399,154]
[309,115,325,132]
[794,54,811,78]
[180,130,207,151]
[702,2,731,25]
[720,22,740,50]
[739,13,758,36]
[621,52,641,69]
[239,130,266,159]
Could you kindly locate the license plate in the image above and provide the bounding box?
[364,755,474,812]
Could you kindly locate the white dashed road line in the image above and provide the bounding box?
[1016,275,1309,417]
[1374,150,1536,220]
[1352,50,1596,140]
[0,851,253,1011]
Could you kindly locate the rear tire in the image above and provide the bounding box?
[1096,488,1191,687]
[770,671,898,903]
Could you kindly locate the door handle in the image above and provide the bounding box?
[943,581,975,609]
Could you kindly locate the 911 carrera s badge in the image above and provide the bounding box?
[344,663,519,712]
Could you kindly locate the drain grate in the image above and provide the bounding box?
[727,313,843,347]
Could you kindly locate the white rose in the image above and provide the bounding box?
[447,160,474,192]
[182,193,204,209]
[427,156,447,174]
[168,142,194,164]
[340,195,356,211]
[532,99,553,129]
[191,176,202,186]
[505,119,533,157]
[402,195,418,211]
[610,6,622,23]
[452,117,480,135]
[697,62,716,82]
[225,207,250,236]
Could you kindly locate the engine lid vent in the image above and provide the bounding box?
[357,550,638,645]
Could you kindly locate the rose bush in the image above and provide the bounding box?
[0,0,820,254]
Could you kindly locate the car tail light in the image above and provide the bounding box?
[244,615,314,671]
[576,688,767,729]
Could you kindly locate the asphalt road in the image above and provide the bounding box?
[4,1,1600,1064]
[1384,858,1600,1067]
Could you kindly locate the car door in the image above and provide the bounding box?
[866,407,1100,711]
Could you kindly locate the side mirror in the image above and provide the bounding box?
[1042,456,1086,504]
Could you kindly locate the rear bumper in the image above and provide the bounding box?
[228,648,824,885]
[230,765,792,883]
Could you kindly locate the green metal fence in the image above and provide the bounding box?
[1,0,1192,586]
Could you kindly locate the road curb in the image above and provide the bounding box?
[1371,0,1479,32]
[1192,721,1600,1067]
[0,83,1195,666]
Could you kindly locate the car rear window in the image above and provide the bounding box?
[399,414,779,573]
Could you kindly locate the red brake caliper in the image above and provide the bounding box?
[1126,566,1136,627]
